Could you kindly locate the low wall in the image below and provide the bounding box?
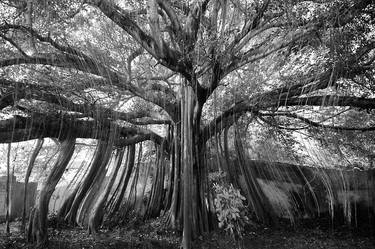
[0,175,37,222]
[243,160,375,223]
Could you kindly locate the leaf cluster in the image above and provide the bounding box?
[213,183,249,241]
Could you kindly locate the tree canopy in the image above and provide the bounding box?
[0,0,373,143]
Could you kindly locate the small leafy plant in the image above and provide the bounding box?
[213,183,249,241]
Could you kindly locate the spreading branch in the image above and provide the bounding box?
[259,111,375,132]
[86,0,193,79]
[0,114,163,144]
[0,79,171,125]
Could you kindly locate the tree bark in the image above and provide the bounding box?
[126,143,142,212]
[28,136,76,247]
[88,148,124,233]
[23,0,37,55]
[182,85,194,249]
[223,127,239,187]
[64,140,109,224]
[145,141,166,218]
[5,143,11,234]
[109,144,136,215]
[167,124,181,229]
[105,147,130,211]
[134,152,152,216]
[22,138,44,232]
[76,140,113,227]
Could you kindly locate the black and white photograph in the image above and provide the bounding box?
[0,0,374,248]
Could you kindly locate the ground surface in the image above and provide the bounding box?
[0,218,374,249]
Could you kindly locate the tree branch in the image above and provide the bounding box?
[0,32,29,57]
[224,24,318,76]
[259,111,375,132]
[156,0,182,35]
[282,95,375,110]
[0,113,164,144]
[0,52,177,116]
[225,0,270,54]
[0,78,171,125]
[87,0,192,79]
[201,94,375,141]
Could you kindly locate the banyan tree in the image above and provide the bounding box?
[0,0,374,248]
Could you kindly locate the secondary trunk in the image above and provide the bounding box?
[145,141,167,218]
[64,140,109,224]
[28,137,76,247]
[109,144,136,216]
[105,147,130,212]
[166,124,181,229]
[124,143,142,214]
[76,139,113,227]
[5,143,11,234]
[22,138,44,232]
[88,148,124,233]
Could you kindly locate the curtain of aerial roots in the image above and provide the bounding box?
[58,139,143,233]
[22,138,44,232]
[88,148,124,233]
[230,124,313,223]
[100,86,213,243]
[27,137,76,246]
[144,141,166,219]
[50,90,213,244]
[220,124,368,225]
[122,142,142,215]
[106,144,136,218]
[59,137,115,226]
[233,126,277,223]
[208,124,278,224]
[286,127,370,225]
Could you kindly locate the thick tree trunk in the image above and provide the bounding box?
[161,84,214,247]
[125,143,142,213]
[76,140,113,226]
[28,137,76,247]
[181,85,194,249]
[145,141,166,218]
[167,125,181,229]
[88,148,124,233]
[194,140,212,234]
[164,129,174,211]
[109,144,136,215]
[64,140,109,224]
[134,153,152,216]
[58,147,99,219]
[57,188,77,219]
[105,148,130,211]
[22,138,44,232]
